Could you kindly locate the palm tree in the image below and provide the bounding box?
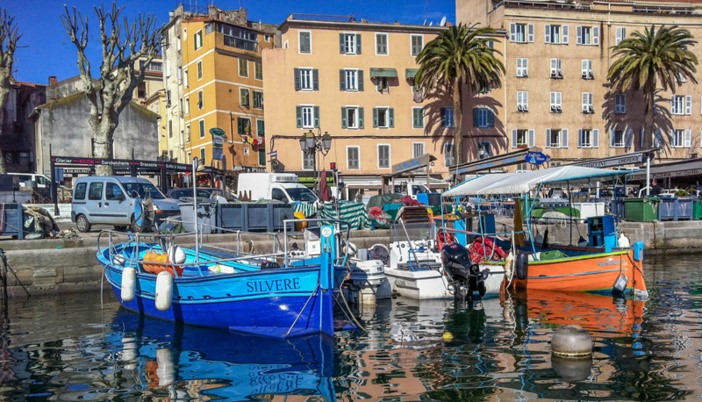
[607,25,698,149]
[415,23,504,167]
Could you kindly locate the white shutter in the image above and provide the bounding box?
[510,23,516,42]
[576,26,582,45]
[546,129,552,148]
[582,93,588,112]
[686,96,692,115]
[685,129,692,147]
[545,24,551,43]
[512,129,517,148]
[528,24,534,42]
[593,26,600,45]
[563,25,569,44]
[562,128,569,148]
[593,129,599,148]
[528,129,535,146]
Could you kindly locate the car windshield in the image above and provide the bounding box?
[123,182,165,199]
[287,187,318,202]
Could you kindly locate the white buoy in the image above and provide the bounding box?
[618,232,630,248]
[155,271,173,311]
[552,325,593,358]
[121,267,136,302]
[156,348,176,387]
[112,253,126,266]
[167,245,186,264]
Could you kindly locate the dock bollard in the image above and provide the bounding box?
[551,325,593,358]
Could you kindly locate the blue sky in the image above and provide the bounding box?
[2,0,455,84]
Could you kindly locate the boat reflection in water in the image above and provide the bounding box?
[109,310,336,401]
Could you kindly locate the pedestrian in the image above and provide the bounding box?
[650,179,662,196]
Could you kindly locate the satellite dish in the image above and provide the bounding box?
[440,16,447,26]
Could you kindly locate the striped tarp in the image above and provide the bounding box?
[319,201,370,230]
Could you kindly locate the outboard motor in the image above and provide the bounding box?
[441,242,488,303]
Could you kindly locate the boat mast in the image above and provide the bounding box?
[193,157,200,262]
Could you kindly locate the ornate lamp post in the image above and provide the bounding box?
[299,129,332,196]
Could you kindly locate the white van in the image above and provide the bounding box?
[7,172,52,189]
[237,173,318,204]
[71,176,179,232]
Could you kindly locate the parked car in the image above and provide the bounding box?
[71,176,180,232]
[167,187,225,201]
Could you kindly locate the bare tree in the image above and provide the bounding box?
[62,3,159,175]
[0,9,20,174]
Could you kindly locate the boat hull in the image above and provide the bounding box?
[385,266,505,300]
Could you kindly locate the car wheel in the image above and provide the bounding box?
[76,214,91,233]
[114,225,128,231]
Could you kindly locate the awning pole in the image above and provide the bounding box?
[645,151,651,196]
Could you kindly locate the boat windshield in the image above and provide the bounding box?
[123,182,165,199]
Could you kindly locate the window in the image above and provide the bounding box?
[197,91,204,110]
[378,144,390,168]
[197,61,203,80]
[412,107,424,128]
[168,120,173,138]
[412,142,424,158]
[410,34,424,56]
[237,117,251,135]
[512,129,535,148]
[258,148,266,166]
[74,182,87,200]
[302,151,315,170]
[516,58,528,77]
[550,58,563,79]
[578,129,599,148]
[184,97,190,115]
[295,68,318,91]
[256,119,265,136]
[200,148,206,166]
[442,108,454,128]
[373,107,394,128]
[340,33,361,54]
[186,125,191,143]
[671,129,691,148]
[296,105,319,129]
[473,108,495,128]
[184,69,189,87]
[509,23,534,43]
[253,91,263,109]
[88,182,103,201]
[576,26,600,46]
[615,94,626,114]
[581,60,593,80]
[376,33,388,55]
[517,91,529,112]
[546,128,568,148]
[376,77,389,93]
[340,69,363,91]
[550,92,562,112]
[347,146,360,169]
[671,95,692,115]
[444,143,455,167]
[341,106,364,129]
[105,182,124,201]
[545,24,569,44]
[255,61,263,80]
[299,30,311,53]
[194,30,202,50]
[478,142,492,159]
[615,27,626,45]
[610,129,625,148]
[198,119,205,138]
[239,58,248,77]
[582,92,594,114]
[240,88,250,108]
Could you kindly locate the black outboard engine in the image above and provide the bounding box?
[441,242,488,303]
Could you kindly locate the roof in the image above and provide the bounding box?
[443,166,635,196]
[279,13,452,34]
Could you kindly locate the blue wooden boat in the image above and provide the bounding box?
[97,224,342,338]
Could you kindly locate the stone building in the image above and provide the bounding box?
[1,81,46,173]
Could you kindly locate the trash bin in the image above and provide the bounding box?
[623,197,659,222]
[179,200,217,234]
[658,196,693,221]
[694,200,702,220]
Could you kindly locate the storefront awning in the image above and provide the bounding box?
[405,68,418,79]
[370,68,398,78]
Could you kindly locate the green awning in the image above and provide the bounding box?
[406,68,418,79]
[370,68,398,78]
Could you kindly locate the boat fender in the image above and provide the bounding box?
[156,348,176,387]
[503,252,515,279]
[342,241,357,257]
[112,253,126,266]
[618,232,630,248]
[121,267,136,302]
[155,271,173,311]
[515,252,529,280]
[167,245,186,265]
[551,325,593,359]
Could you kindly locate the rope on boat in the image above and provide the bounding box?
[335,278,367,333]
[285,285,320,337]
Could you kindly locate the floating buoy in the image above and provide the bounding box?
[551,325,593,358]
[442,331,454,342]
[121,267,136,302]
[155,271,173,311]
[156,348,176,387]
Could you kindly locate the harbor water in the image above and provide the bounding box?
[0,253,700,401]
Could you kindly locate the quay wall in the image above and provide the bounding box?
[3,220,702,296]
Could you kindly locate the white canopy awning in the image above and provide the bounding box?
[443,166,636,197]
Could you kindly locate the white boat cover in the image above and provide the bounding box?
[443,165,636,197]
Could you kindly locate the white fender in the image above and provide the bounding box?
[121,267,136,302]
[156,348,176,387]
[167,245,186,264]
[504,251,515,280]
[618,232,630,248]
[155,271,173,311]
[112,253,126,266]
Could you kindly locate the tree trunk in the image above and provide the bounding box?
[453,78,464,166]
[643,89,655,150]
[0,74,9,174]
[94,116,116,176]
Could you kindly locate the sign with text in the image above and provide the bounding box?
[210,127,225,148]
[525,151,549,165]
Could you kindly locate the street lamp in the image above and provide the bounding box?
[299,129,333,197]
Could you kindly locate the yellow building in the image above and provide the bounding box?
[457,0,702,170]
[264,15,502,197]
[163,5,276,171]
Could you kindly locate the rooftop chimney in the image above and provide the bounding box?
[48,76,58,86]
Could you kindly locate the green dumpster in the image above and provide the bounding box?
[694,200,702,220]
[623,197,659,222]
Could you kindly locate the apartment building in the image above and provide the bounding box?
[264,15,506,195]
[162,5,277,170]
[457,0,702,169]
